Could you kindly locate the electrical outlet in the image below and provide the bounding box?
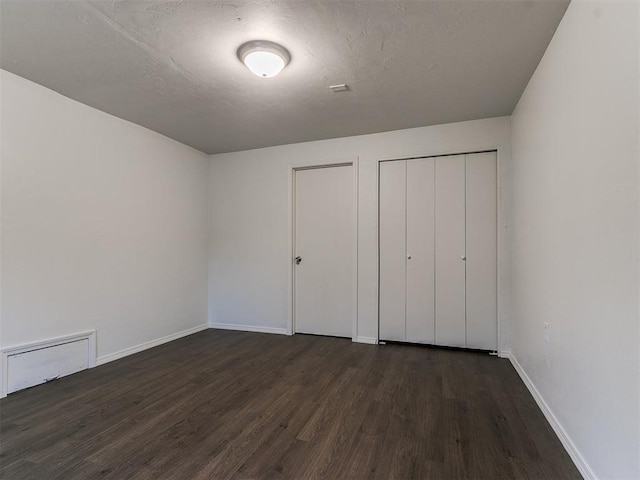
[544,322,550,343]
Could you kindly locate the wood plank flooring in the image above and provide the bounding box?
[0,330,581,479]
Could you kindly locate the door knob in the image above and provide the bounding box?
[461,255,466,261]
[407,255,412,260]
[295,256,302,265]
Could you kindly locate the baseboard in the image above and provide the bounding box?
[509,353,596,480]
[96,324,209,366]
[354,336,378,344]
[209,323,288,336]
[498,350,510,359]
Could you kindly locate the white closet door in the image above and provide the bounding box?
[406,158,435,344]
[435,155,466,347]
[465,152,497,350]
[379,160,406,341]
[294,165,353,338]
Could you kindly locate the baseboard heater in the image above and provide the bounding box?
[2,330,96,397]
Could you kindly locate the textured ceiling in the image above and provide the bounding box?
[0,0,569,154]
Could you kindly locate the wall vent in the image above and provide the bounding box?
[1,330,96,397]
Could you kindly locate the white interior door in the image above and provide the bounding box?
[379,152,497,349]
[294,165,353,338]
[465,152,497,350]
[406,158,435,344]
[434,155,466,347]
[379,160,406,341]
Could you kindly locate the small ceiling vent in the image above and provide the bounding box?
[329,84,349,93]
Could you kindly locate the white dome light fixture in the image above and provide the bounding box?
[237,40,291,78]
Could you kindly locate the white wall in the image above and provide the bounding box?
[510,1,639,478]
[209,116,512,351]
[0,70,209,364]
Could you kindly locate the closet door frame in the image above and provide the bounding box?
[288,157,359,341]
[377,149,501,351]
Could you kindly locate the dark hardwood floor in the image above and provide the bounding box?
[0,330,580,479]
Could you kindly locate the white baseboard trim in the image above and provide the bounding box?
[96,324,208,366]
[354,336,378,345]
[209,323,288,336]
[498,350,510,359]
[509,353,596,480]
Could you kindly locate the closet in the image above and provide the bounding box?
[379,151,497,350]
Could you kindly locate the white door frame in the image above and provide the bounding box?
[288,158,359,341]
[377,148,502,353]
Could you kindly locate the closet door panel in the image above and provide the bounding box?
[379,160,406,341]
[435,155,466,347]
[406,158,435,344]
[466,152,498,350]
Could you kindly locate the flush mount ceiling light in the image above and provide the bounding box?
[237,40,291,78]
